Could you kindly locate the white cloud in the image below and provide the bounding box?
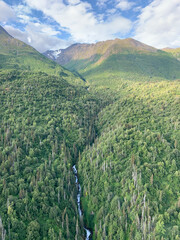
[4,23,71,52]
[0,0,133,51]
[97,0,109,7]
[0,1,71,52]
[135,0,180,48]
[106,8,117,14]
[12,4,39,24]
[24,0,132,43]
[0,0,16,22]
[13,4,32,15]
[27,36,31,43]
[133,6,142,12]
[68,0,81,5]
[116,0,135,11]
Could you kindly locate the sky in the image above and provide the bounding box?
[0,0,180,52]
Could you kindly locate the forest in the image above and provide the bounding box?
[0,25,180,239]
[79,79,180,240]
[0,69,107,239]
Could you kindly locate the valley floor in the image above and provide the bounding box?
[0,69,179,240]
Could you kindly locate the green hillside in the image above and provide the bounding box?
[0,25,180,240]
[163,48,180,61]
[52,38,180,84]
[0,26,82,87]
[0,25,107,239]
[71,52,180,87]
[63,37,180,240]
[78,79,180,240]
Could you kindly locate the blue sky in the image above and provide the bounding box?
[0,0,180,52]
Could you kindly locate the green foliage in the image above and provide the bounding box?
[0,28,83,87]
[27,221,40,240]
[78,80,180,240]
[64,52,180,85]
[163,47,180,61]
[0,25,180,240]
[155,219,166,237]
[0,69,106,239]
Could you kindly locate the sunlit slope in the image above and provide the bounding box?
[57,38,157,64]
[79,52,180,86]
[163,47,180,61]
[53,38,180,84]
[0,25,83,86]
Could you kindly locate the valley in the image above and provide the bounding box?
[0,25,180,240]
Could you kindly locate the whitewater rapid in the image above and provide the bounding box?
[73,165,91,240]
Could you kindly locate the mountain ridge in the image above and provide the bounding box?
[0,25,84,86]
[44,38,180,84]
[0,24,180,240]
[0,25,12,38]
[44,38,158,65]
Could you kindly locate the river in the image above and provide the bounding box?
[73,165,91,240]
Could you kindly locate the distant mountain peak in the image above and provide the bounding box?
[52,49,61,59]
[43,37,180,82]
[43,37,158,66]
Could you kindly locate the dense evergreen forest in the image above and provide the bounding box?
[0,69,104,239]
[0,26,180,239]
[0,26,107,239]
[78,80,180,240]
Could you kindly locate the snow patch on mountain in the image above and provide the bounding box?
[52,49,62,59]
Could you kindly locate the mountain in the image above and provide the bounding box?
[0,25,180,240]
[0,25,104,240]
[44,49,62,61]
[0,25,12,37]
[44,38,180,86]
[43,38,180,239]
[163,47,180,61]
[44,38,158,65]
[0,25,84,86]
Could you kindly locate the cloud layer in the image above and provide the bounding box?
[5,23,70,52]
[0,0,16,22]
[116,0,135,11]
[24,0,132,44]
[0,0,180,52]
[0,0,133,51]
[135,0,180,48]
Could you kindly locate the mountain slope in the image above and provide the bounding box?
[0,25,106,240]
[0,25,83,86]
[45,38,157,64]
[45,38,180,85]
[0,25,12,37]
[0,70,105,240]
[78,79,180,240]
[163,47,180,61]
[44,49,62,61]
[1,25,180,240]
